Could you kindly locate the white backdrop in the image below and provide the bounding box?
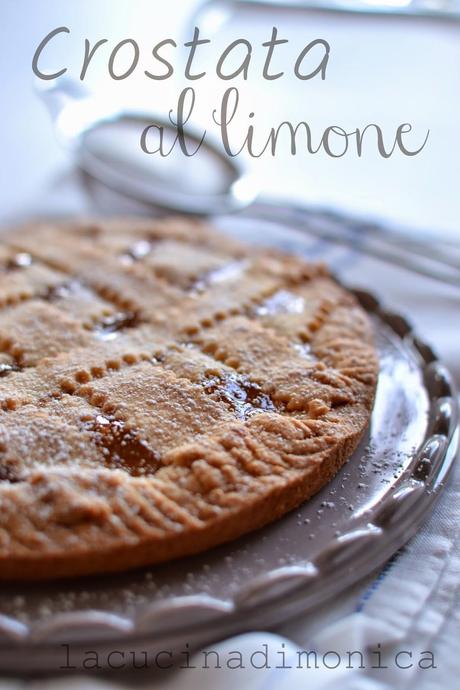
[1,0,460,237]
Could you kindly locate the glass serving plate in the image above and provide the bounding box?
[0,207,457,674]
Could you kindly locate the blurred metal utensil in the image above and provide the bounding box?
[37,79,258,216]
[196,0,460,22]
[246,200,460,288]
[37,80,460,288]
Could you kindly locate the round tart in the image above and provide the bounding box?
[0,217,378,579]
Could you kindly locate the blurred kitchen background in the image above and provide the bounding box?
[1,0,460,239]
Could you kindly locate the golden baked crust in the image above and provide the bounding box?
[0,217,378,580]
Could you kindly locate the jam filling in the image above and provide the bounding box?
[41,280,141,339]
[293,342,316,360]
[43,281,78,302]
[0,362,21,377]
[256,289,305,316]
[83,414,161,476]
[191,259,250,294]
[202,372,277,420]
[119,240,153,265]
[4,253,33,271]
[93,311,141,340]
[0,464,22,483]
